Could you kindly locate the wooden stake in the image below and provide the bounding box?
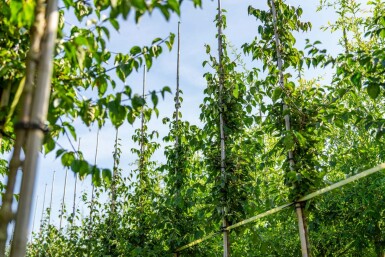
[72,139,81,224]
[269,0,310,256]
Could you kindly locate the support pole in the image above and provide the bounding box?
[10,0,58,254]
[48,170,56,226]
[0,0,47,255]
[175,22,181,147]
[60,169,68,230]
[217,0,230,256]
[269,0,310,256]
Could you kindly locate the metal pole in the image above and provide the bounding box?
[269,0,310,256]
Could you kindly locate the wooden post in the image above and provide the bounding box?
[269,0,310,256]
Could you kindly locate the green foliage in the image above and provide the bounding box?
[19,0,385,256]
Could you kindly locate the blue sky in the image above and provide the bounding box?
[1,0,369,239]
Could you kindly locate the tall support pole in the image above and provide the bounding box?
[269,0,310,256]
[217,0,230,256]
[59,169,68,230]
[89,128,100,234]
[110,129,119,214]
[31,196,39,237]
[10,0,58,254]
[0,0,47,255]
[48,170,56,226]
[140,65,146,176]
[40,183,48,228]
[175,22,181,148]
[71,139,81,224]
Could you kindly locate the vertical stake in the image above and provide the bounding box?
[217,0,230,256]
[269,0,311,256]
[72,139,81,225]
[89,128,100,234]
[175,21,181,148]
[59,169,68,230]
[40,183,48,228]
[48,170,56,226]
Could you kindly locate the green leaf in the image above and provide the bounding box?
[367,84,380,99]
[110,18,120,31]
[151,91,158,107]
[92,167,101,187]
[232,84,239,98]
[130,46,141,56]
[61,152,75,167]
[272,87,282,102]
[350,72,362,89]
[102,169,112,185]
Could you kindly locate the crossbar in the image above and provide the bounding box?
[174,162,385,253]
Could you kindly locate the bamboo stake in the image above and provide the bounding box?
[10,0,58,254]
[48,171,56,226]
[59,169,68,230]
[0,0,47,254]
[269,1,310,255]
[216,0,230,256]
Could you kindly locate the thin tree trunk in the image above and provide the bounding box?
[10,0,58,254]
[270,1,311,256]
[217,0,230,256]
